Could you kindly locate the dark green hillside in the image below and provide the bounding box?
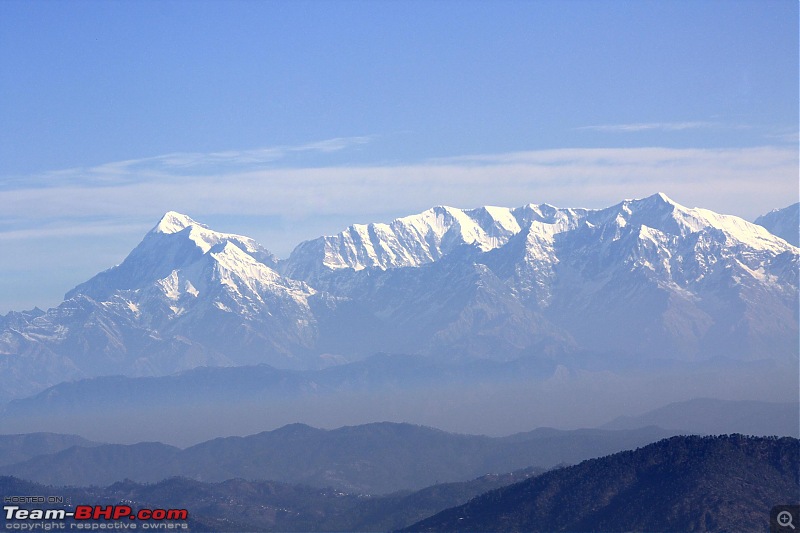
[405,434,800,532]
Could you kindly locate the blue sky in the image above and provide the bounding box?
[0,0,797,313]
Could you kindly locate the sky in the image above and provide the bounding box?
[0,0,797,313]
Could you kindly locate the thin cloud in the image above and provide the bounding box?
[763,129,800,144]
[1,146,795,230]
[577,121,717,132]
[0,222,147,242]
[146,136,373,170]
[2,136,374,190]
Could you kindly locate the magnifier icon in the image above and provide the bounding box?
[778,510,796,530]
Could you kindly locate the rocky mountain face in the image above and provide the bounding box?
[0,194,797,401]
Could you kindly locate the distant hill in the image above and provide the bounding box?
[756,202,799,246]
[0,423,676,493]
[601,398,800,437]
[4,435,796,532]
[0,468,544,532]
[404,434,800,533]
[0,432,100,467]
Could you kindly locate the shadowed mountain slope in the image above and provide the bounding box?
[404,434,800,532]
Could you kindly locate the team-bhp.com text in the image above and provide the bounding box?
[4,505,188,530]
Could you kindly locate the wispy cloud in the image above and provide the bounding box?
[2,136,374,190]
[763,128,800,144]
[140,136,374,170]
[0,221,147,242]
[1,145,796,234]
[576,121,718,133]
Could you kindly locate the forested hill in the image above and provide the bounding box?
[404,434,800,533]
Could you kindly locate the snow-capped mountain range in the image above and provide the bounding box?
[0,193,797,401]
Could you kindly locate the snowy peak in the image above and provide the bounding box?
[514,203,587,233]
[598,193,683,233]
[150,211,273,258]
[469,205,522,235]
[588,193,792,253]
[66,213,278,301]
[395,204,512,254]
[282,193,797,284]
[282,204,529,278]
[642,191,679,207]
[152,211,204,235]
[614,192,679,215]
[209,240,284,290]
[283,202,584,279]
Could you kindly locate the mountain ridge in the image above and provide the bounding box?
[2,434,795,532]
[404,434,800,532]
[0,193,796,402]
[0,421,678,492]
